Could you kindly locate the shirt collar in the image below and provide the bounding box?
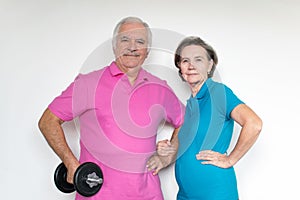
[195,78,213,99]
[109,61,149,82]
[136,68,149,82]
[109,61,124,76]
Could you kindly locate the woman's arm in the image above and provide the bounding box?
[196,104,262,168]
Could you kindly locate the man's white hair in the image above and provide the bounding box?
[112,16,152,51]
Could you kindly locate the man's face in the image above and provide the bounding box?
[114,22,149,72]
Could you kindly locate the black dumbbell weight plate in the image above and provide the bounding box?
[54,162,75,193]
[74,162,103,197]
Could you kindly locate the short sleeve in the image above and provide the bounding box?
[224,86,244,119]
[48,73,90,121]
[163,83,185,128]
[48,82,75,121]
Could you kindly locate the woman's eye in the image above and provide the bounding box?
[181,59,188,63]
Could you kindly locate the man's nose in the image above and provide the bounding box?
[127,40,137,51]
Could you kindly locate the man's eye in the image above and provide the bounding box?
[121,37,129,42]
[136,39,145,44]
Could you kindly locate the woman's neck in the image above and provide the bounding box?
[190,79,207,97]
[190,82,202,97]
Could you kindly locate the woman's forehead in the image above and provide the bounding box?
[181,45,207,57]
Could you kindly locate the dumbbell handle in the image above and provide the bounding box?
[84,172,103,188]
[86,177,103,184]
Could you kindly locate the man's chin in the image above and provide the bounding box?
[121,61,142,69]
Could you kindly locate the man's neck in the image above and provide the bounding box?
[126,68,140,86]
[115,61,143,86]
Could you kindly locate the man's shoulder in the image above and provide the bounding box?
[142,69,167,85]
[76,66,108,81]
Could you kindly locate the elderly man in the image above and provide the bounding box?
[38,16,184,200]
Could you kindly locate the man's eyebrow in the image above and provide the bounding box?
[195,55,205,59]
[120,35,129,38]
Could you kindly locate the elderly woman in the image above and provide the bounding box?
[158,36,262,200]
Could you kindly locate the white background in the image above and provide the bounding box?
[1,0,300,199]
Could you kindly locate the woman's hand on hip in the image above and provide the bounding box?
[196,150,233,168]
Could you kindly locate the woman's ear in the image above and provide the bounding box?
[208,59,214,73]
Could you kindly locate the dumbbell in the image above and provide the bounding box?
[54,162,104,197]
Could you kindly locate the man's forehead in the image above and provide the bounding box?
[117,29,148,39]
[118,23,147,35]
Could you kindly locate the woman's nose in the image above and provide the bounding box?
[187,62,195,70]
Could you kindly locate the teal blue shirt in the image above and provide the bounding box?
[175,78,244,200]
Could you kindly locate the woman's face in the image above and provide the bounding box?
[179,45,213,87]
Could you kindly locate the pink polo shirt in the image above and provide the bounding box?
[48,62,185,200]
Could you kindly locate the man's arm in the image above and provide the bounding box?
[38,108,80,183]
[146,127,180,175]
[157,127,179,157]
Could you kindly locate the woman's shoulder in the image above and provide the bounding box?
[209,79,230,90]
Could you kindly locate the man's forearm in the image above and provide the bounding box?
[38,109,79,168]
